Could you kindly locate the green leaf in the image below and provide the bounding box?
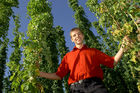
[10,73,16,81]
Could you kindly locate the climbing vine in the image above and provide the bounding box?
[86,0,140,92]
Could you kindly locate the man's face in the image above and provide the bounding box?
[70,30,84,45]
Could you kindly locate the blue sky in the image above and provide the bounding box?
[6,0,97,76]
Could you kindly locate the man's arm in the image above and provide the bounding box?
[114,36,131,66]
[114,47,124,66]
[39,71,61,80]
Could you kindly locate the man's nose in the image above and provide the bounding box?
[76,34,79,38]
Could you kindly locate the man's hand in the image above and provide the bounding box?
[39,71,46,78]
[121,36,133,52]
[114,36,133,66]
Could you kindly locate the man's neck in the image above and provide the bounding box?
[75,44,84,49]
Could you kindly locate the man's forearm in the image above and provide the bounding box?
[114,36,131,66]
[114,47,124,66]
[39,71,61,80]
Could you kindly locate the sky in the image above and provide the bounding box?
[6,0,97,76]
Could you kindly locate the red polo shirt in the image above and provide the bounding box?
[56,45,114,85]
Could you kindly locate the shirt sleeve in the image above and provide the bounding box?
[95,49,114,68]
[56,55,70,79]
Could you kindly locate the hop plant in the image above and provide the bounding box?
[112,23,133,41]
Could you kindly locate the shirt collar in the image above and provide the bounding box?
[72,44,88,51]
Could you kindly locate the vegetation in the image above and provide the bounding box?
[0,0,18,92]
[0,0,139,92]
[86,0,140,92]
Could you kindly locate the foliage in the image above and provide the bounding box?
[55,26,70,93]
[0,0,18,92]
[2,77,11,93]
[7,15,23,92]
[0,39,8,93]
[86,0,140,92]
[0,0,18,42]
[19,0,64,92]
[2,0,140,93]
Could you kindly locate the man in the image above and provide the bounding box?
[39,27,130,93]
